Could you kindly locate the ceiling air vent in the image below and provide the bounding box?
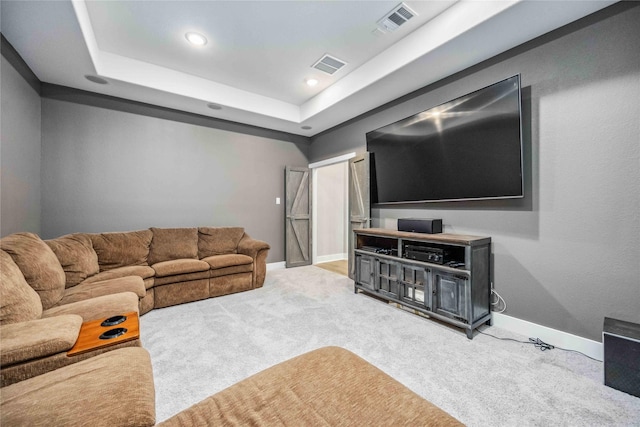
[312,54,347,75]
[377,2,417,33]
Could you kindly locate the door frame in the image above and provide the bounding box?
[309,152,356,265]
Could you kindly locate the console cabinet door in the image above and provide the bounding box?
[355,254,375,291]
[376,259,399,297]
[433,271,468,322]
[400,265,431,311]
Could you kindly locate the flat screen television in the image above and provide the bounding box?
[366,75,524,204]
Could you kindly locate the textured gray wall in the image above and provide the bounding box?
[1,56,41,236]
[310,3,640,341]
[41,99,309,262]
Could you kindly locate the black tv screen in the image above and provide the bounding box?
[366,75,523,204]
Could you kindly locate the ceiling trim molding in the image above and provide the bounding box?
[1,33,42,95]
[40,83,311,146]
[72,0,301,123]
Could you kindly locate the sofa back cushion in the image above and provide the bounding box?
[0,233,65,310]
[90,230,153,272]
[198,227,245,258]
[148,227,198,265]
[0,250,43,325]
[45,234,99,288]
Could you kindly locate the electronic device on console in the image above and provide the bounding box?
[361,246,398,256]
[403,244,467,268]
[398,218,442,234]
[403,245,445,264]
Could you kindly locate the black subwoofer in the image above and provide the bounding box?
[603,317,640,397]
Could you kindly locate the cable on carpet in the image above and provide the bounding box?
[477,330,601,361]
[490,288,506,313]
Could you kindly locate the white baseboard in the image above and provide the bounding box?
[315,253,347,264]
[266,262,286,271]
[491,313,603,361]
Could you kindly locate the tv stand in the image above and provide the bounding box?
[353,228,492,339]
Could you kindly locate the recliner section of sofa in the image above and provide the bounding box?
[0,249,141,387]
[1,347,156,427]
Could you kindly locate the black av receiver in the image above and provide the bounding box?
[403,245,444,264]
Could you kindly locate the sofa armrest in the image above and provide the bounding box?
[237,234,270,288]
[237,234,270,259]
[0,315,83,367]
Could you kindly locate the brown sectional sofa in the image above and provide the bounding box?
[44,226,270,315]
[0,226,269,387]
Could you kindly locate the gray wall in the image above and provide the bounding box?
[316,162,347,259]
[310,3,640,341]
[41,98,309,263]
[1,55,41,236]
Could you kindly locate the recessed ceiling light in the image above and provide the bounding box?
[207,103,222,110]
[305,78,318,87]
[85,75,108,85]
[185,32,207,46]
[301,126,312,130]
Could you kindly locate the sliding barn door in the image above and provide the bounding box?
[348,154,370,279]
[285,166,312,268]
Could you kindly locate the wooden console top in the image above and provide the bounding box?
[67,312,139,356]
[355,228,491,246]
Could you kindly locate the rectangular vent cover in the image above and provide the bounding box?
[312,54,347,75]
[378,2,416,32]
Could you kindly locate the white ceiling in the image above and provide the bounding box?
[1,0,616,137]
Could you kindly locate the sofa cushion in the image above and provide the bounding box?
[1,233,66,310]
[0,315,83,367]
[58,276,146,305]
[0,250,43,325]
[152,259,210,278]
[45,233,99,288]
[198,227,245,258]
[148,227,198,265]
[0,347,156,427]
[81,265,156,285]
[90,230,153,271]
[42,292,140,322]
[202,254,253,270]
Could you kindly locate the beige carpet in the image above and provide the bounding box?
[142,266,640,425]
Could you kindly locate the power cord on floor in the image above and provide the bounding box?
[490,288,506,313]
[478,330,601,361]
[529,337,554,351]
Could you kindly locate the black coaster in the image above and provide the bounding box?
[99,328,127,340]
[101,315,127,327]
